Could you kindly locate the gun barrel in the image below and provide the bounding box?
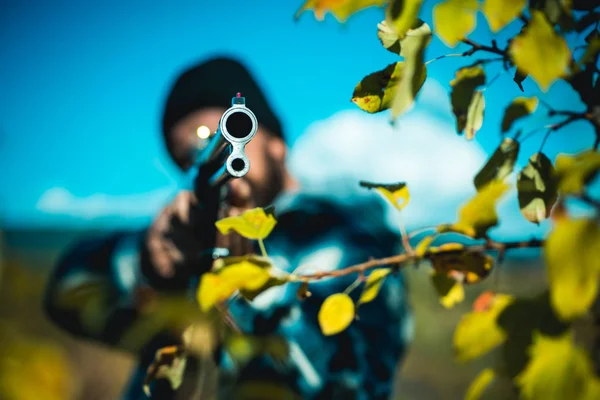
[195,95,257,189]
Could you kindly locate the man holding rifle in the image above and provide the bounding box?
[44,57,412,399]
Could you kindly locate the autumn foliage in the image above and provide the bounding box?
[142,1,600,399]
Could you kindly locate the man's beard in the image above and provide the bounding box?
[249,154,285,208]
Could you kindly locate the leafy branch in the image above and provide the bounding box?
[292,237,544,281]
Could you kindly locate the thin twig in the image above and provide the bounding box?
[483,70,505,92]
[425,53,464,65]
[538,128,553,153]
[295,238,544,281]
[581,192,600,211]
[398,212,414,255]
[461,38,508,57]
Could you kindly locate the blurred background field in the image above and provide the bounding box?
[2,1,594,399]
[0,228,547,399]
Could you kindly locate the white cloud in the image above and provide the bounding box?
[288,82,487,230]
[287,79,549,240]
[36,186,175,221]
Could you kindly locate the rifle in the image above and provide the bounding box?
[194,92,257,192]
[191,93,258,264]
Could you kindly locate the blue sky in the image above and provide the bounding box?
[0,0,595,237]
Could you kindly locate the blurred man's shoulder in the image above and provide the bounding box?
[272,187,400,243]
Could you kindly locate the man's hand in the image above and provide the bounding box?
[144,179,256,284]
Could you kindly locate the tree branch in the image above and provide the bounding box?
[461,38,508,57]
[295,238,545,281]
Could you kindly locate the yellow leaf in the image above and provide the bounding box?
[296,0,387,22]
[454,293,514,362]
[359,181,410,210]
[377,19,431,57]
[433,0,478,47]
[226,335,259,364]
[0,325,72,400]
[474,138,520,190]
[545,218,600,320]
[517,153,558,224]
[358,268,392,305]
[465,90,485,140]
[385,0,423,39]
[584,378,600,400]
[318,293,355,335]
[516,331,594,400]
[450,65,486,135]
[482,0,527,32]
[391,61,427,118]
[182,323,217,358]
[465,368,496,400]
[220,261,273,291]
[198,273,231,312]
[143,346,187,397]
[431,271,465,309]
[393,21,431,118]
[377,20,402,54]
[415,235,436,257]
[509,11,570,91]
[554,150,600,195]
[197,260,272,311]
[351,63,404,113]
[215,207,277,240]
[501,97,538,133]
[450,180,510,238]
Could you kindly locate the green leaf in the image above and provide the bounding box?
[465,368,496,400]
[295,0,387,22]
[385,0,423,39]
[215,207,277,240]
[516,331,595,400]
[554,150,600,195]
[474,138,520,190]
[517,153,558,224]
[391,22,430,118]
[429,245,494,284]
[450,65,486,135]
[318,293,355,335]
[430,270,465,309]
[501,97,539,132]
[442,180,510,238]
[433,0,479,47]
[483,0,527,32]
[351,63,403,113]
[454,293,514,362]
[359,181,410,210]
[358,268,392,305]
[509,11,571,91]
[545,218,600,321]
[465,90,485,140]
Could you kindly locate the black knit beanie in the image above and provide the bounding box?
[161,57,284,144]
